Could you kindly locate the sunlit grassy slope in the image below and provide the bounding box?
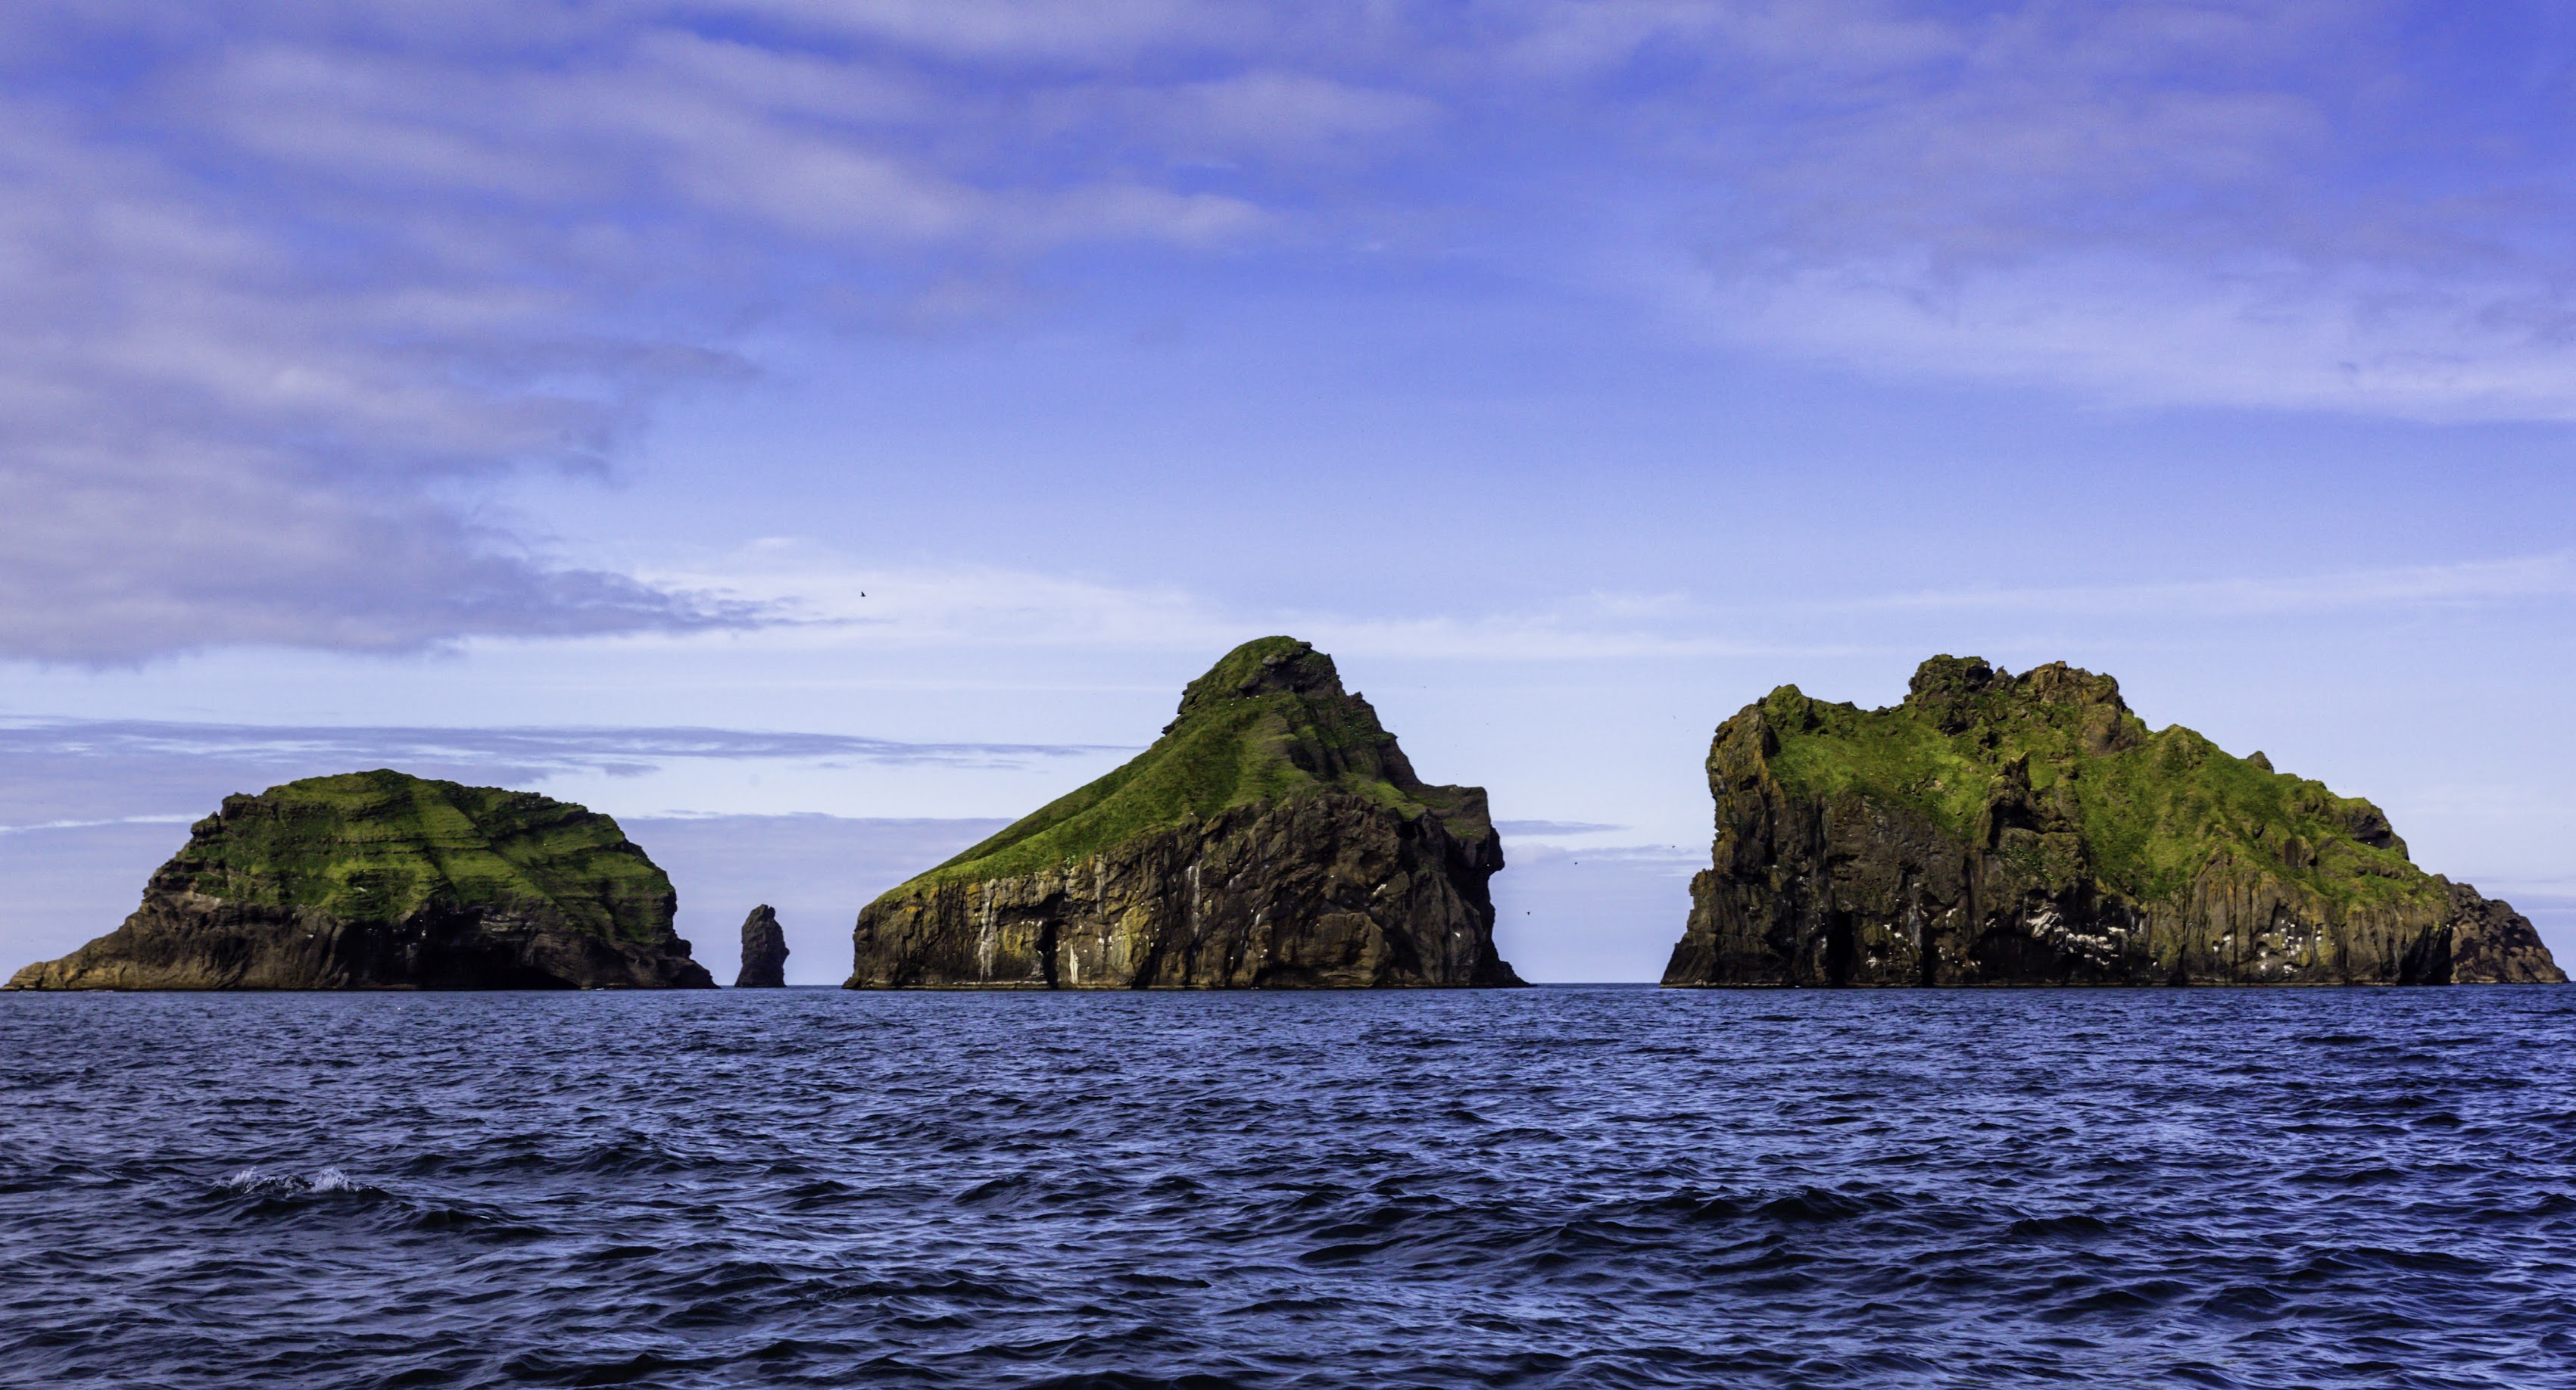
[903,636,1477,890]
[164,769,676,942]
[1756,656,2440,915]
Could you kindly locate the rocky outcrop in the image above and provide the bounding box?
[2446,882,2565,986]
[7,771,713,990]
[1664,656,2566,988]
[850,637,1521,989]
[735,905,788,987]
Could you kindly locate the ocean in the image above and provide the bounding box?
[3,986,2570,1388]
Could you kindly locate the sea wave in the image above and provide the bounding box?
[2,986,2572,1388]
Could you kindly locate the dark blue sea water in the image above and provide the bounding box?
[3,987,2572,1389]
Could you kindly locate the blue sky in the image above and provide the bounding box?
[3,2,2574,981]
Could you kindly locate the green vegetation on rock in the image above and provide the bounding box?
[1663,654,2563,988]
[901,636,1477,891]
[1757,656,2436,918]
[164,769,677,943]
[852,636,1517,990]
[9,768,709,990]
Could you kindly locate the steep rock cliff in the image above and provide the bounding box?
[1664,656,2565,987]
[735,904,788,987]
[850,637,1521,989]
[8,771,713,990]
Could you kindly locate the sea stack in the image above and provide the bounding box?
[7,770,714,990]
[849,636,1522,989]
[735,905,789,986]
[1664,656,2566,988]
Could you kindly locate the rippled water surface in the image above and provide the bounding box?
[5,987,2574,1388]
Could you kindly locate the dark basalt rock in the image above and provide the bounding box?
[849,637,1522,989]
[735,905,789,987]
[7,770,713,990]
[2445,881,2564,986]
[1664,656,2566,988]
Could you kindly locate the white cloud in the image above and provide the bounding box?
[606,543,2576,670]
[0,2,1324,662]
[725,0,1249,62]
[1628,2,2576,417]
[8,0,2576,663]
[1037,70,1443,165]
[1845,553,2576,619]
[1669,248,2576,420]
[631,544,1834,661]
[0,714,1124,829]
[642,544,1236,652]
[647,549,1371,654]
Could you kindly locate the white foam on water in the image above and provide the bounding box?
[216,1166,363,1195]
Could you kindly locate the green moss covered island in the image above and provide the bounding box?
[1664,656,2565,987]
[8,770,713,990]
[906,636,1475,890]
[852,637,1522,989]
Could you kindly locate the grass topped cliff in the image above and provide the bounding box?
[161,769,678,943]
[900,636,1486,890]
[854,636,1517,990]
[1756,656,2437,916]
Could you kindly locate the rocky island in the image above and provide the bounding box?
[1665,656,2565,987]
[8,770,714,990]
[849,636,1522,989]
[735,905,788,986]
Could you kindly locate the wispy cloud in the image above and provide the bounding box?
[9,2,2576,662]
[0,814,198,837]
[1634,3,2576,416]
[0,717,1119,772]
[1838,553,2576,619]
[635,545,2576,666]
[1506,842,1704,867]
[645,547,1857,662]
[1493,819,1628,837]
[0,3,1330,662]
[651,547,1238,652]
[0,715,1124,827]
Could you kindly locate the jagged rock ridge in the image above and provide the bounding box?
[8,770,713,990]
[849,637,1522,989]
[735,905,788,987]
[1664,656,2565,988]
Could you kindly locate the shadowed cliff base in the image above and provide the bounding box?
[7,770,713,990]
[849,637,1523,990]
[1664,656,2565,988]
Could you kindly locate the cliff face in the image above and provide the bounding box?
[850,637,1521,989]
[2446,882,2565,986]
[1664,656,2565,988]
[8,771,713,990]
[735,905,788,987]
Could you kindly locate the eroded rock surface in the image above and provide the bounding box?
[1664,656,2566,988]
[850,637,1520,989]
[735,905,789,987]
[8,771,713,990]
[2446,883,2564,986]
